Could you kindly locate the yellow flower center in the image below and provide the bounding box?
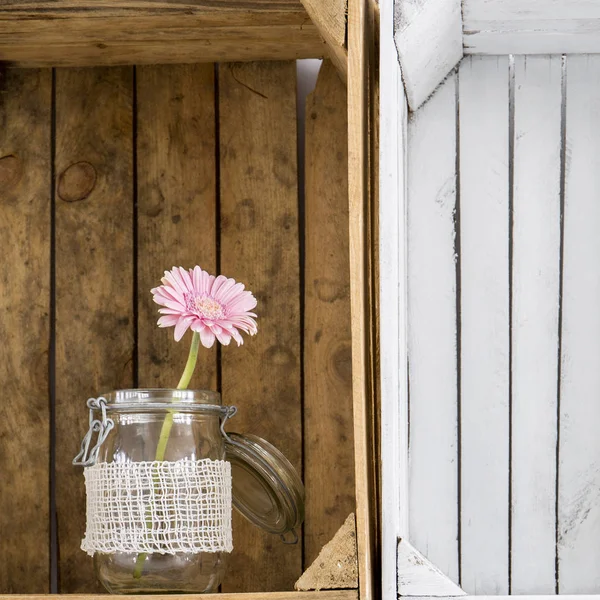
[191,294,225,320]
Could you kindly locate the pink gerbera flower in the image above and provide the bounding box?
[151,266,258,348]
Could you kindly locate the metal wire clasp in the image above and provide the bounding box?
[73,397,115,467]
[219,405,237,442]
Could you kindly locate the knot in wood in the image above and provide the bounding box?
[332,342,352,384]
[0,155,22,192]
[58,161,97,202]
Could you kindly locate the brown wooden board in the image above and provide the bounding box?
[0,68,51,593]
[299,0,348,81]
[2,591,358,600]
[0,1,325,68]
[300,0,347,48]
[218,61,302,592]
[347,0,379,598]
[54,66,134,592]
[303,60,354,568]
[136,64,218,390]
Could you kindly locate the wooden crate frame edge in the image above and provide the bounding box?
[0,592,358,600]
[381,1,600,600]
[0,1,379,599]
[0,0,351,80]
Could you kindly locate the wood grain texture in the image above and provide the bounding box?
[402,597,599,600]
[558,54,600,594]
[0,1,326,67]
[379,0,408,597]
[0,68,51,593]
[218,61,302,592]
[463,0,600,54]
[300,0,347,47]
[348,0,377,598]
[459,55,510,595]
[393,0,463,110]
[303,59,354,568]
[55,66,134,592]
[4,592,358,600]
[136,64,217,390]
[511,55,562,595]
[300,0,348,81]
[407,73,459,585]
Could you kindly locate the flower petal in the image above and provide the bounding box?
[199,327,216,348]
[174,317,192,342]
[158,315,179,327]
[216,330,232,345]
[177,266,194,293]
[163,268,188,295]
[230,328,243,346]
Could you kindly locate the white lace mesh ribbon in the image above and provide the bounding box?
[81,459,233,556]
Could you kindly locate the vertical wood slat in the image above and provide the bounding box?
[379,0,409,595]
[406,74,459,584]
[136,64,217,390]
[303,59,354,568]
[218,61,302,592]
[559,54,600,594]
[348,1,378,598]
[0,68,51,593]
[511,55,562,594]
[55,67,134,592]
[459,55,510,595]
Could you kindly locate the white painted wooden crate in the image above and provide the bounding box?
[380,2,600,600]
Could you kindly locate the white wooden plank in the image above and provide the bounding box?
[394,0,463,110]
[459,55,510,595]
[558,53,600,595]
[380,1,408,599]
[465,0,600,20]
[397,540,466,597]
[510,55,562,595]
[407,73,459,584]
[463,0,600,54]
[402,596,600,600]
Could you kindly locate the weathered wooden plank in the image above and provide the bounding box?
[136,64,217,390]
[303,59,354,568]
[300,0,346,47]
[0,68,51,593]
[55,66,134,592]
[4,592,358,600]
[463,0,600,54]
[403,596,599,600]
[0,1,326,67]
[218,61,302,592]
[511,55,562,595]
[300,0,348,81]
[379,0,408,596]
[348,0,378,598]
[406,74,459,585]
[459,55,510,595]
[393,0,463,110]
[558,54,600,595]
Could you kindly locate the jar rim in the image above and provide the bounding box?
[99,388,222,410]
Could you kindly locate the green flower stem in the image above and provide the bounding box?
[133,331,200,580]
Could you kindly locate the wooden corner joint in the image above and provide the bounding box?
[397,539,466,597]
[295,513,359,591]
[300,0,348,83]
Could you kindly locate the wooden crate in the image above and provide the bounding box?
[380,1,600,600]
[0,1,379,599]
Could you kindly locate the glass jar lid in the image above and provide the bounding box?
[99,388,223,413]
[225,433,305,540]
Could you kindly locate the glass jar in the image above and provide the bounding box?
[74,388,304,595]
[83,389,230,594]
